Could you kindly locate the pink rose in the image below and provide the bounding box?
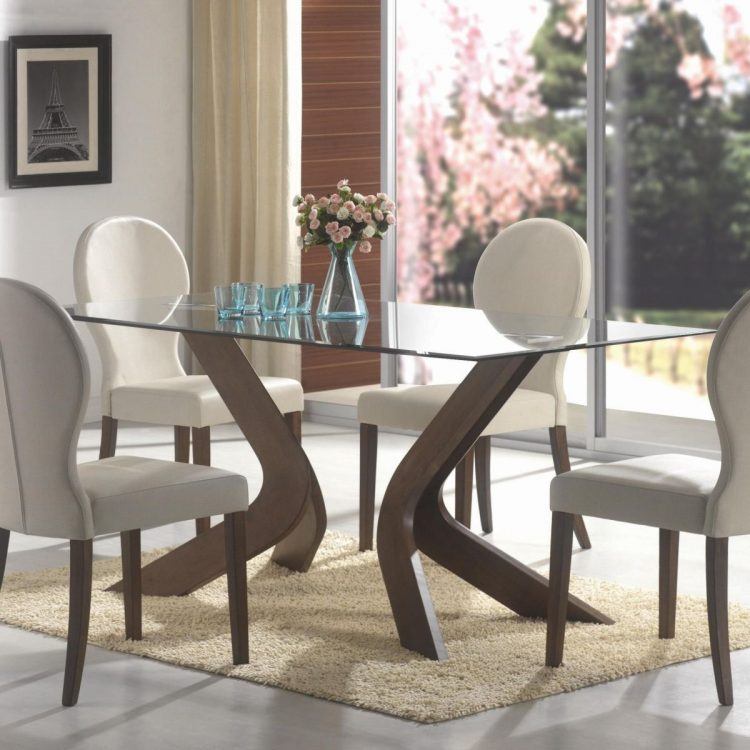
[359,240,372,253]
[341,225,352,238]
[330,194,342,204]
[297,203,307,213]
[353,209,365,222]
[304,194,316,204]
[365,195,377,205]
[325,221,339,234]
[332,231,344,243]
[384,201,395,212]
[337,178,349,189]
[343,200,355,211]
[310,218,320,230]
[373,209,384,221]
[310,208,318,220]
[386,213,396,225]
[318,196,330,207]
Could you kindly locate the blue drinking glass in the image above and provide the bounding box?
[260,285,290,319]
[287,283,315,314]
[214,283,247,319]
[239,282,264,315]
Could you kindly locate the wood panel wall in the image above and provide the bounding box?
[301,0,382,393]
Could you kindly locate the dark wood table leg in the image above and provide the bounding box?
[108,333,326,596]
[377,355,613,660]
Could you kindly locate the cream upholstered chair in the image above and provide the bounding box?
[74,217,304,534]
[0,279,250,707]
[357,218,592,551]
[545,292,750,706]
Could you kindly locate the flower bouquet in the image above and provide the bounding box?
[293,179,396,318]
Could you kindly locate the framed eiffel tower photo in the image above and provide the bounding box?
[8,35,111,188]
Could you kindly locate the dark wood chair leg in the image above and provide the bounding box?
[454,447,474,528]
[546,511,575,667]
[285,411,302,442]
[121,530,142,640]
[359,423,378,551]
[0,527,9,591]
[225,511,249,665]
[62,540,93,707]
[99,416,118,459]
[174,425,190,463]
[549,426,591,550]
[193,426,212,535]
[659,529,679,639]
[475,436,493,533]
[707,537,733,705]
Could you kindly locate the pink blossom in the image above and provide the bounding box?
[325,221,339,234]
[318,196,330,207]
[341,225,352,238]
[343,200,356,211]
[373,209,384,221]
[304,194,316,204]
[310,218,320,230]
[353,209,365,222]
[359,240,372,253]
[330,194,342,205]
[365,195,377,204]
[332,231,344,243]
[337,178,349,189]
[386,214,396,225]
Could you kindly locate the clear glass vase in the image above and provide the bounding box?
[316,240,368,319]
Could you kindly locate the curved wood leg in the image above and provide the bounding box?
[285,411,302,442]
[193,426,212,535]
[377,356,612,660]
[109,334,326,596]
[63,540,92,707]
[659,529,679,639]
[99,416,118,459]
[706,537,733,705]
[475,436,493,533]
[359,423,378,551]
[549,426,591,550]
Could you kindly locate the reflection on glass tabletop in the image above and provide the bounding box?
[67,294,715,362]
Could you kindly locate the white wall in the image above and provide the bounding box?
[0,0,192,421]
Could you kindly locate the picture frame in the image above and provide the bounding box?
[8,35,111,189]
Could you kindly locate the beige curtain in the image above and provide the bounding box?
[192,0,302,378]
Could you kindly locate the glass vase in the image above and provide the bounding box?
[316,240,368,319]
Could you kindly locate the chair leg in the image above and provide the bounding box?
[549,426,591,550]
[659,529,679,639]
[475,436,493,533]
[546,511,575,667]
[455,447,474,528]
[706,537,733,706]
[174,425,190,463]
[285,411,302,442]
[0,527,9,591]
[359,423,378,551]
[121,530,142,641]
[193,426,212,535]
[224,511,249,665]
[62,540,92,707]
[99,416,118,459]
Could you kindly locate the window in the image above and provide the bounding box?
[387,0,750,454]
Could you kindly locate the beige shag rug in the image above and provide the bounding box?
[1,531,749,722]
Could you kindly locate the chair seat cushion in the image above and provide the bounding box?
[110,374,303,427]
[550,453,721,534]
[357,384,556,435]
[79,455,249,535]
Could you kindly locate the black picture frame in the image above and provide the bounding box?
[8,34,111,189]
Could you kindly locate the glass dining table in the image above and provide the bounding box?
[68,295,714,661]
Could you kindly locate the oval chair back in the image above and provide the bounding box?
[473,218,591,424]
[74,216,190,416]
[0,279,93,540]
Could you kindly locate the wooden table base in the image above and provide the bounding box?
[108,333,326,596]
[376,354,613,660]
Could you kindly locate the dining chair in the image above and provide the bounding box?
[74,216,304,535]
[357,218,592,551]
[0,278,250,706]
[544,291,750,706]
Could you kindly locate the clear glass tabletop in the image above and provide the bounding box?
[67,294,714,362]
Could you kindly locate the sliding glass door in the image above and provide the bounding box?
[385,0,750,455]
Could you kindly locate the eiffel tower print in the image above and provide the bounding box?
[28,66,88,163]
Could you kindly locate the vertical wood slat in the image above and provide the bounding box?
[301,0,382,392]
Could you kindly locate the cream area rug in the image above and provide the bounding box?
[1,531,749,723]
